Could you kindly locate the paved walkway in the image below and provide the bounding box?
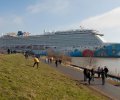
[45,62,120,100]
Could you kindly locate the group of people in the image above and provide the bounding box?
[45,57,62,67]
[45,57,54,63]
[32,56,63,68]
[83,68,95,84]
[55,59,62,67]
[26,54,109,85]
[83,66,109,85]
[97,66,109,78]
[7,49,16,54]
[25,55,63,69]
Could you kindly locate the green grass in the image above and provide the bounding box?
[0,54,108,100]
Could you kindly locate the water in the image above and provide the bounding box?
[72,57,120,75]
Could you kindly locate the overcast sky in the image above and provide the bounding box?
[0,0,120,42]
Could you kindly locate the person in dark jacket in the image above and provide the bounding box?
[87,70,91,85]
[24,51,29,59]
[83,68,88,81]
[55,59,58,67]
[91,68,95,81]
[101,69,105,85]
[97,67,101,78]
[104,66,109,78]
[7,49,10,54]
[58,59,62,64]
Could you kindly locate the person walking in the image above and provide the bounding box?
[58,59,62,64]
[101,69,105,85]
[7,49,10,54]
[91,68,95,81]
[33,56,40,68]
[45,57,48,63]
[83,68,87,81]
[55,59,58,67]
[104,66,109,78]
[97,67,101,78]
[24,51,29,59]
[87,70,91,85]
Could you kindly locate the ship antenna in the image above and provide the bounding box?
[80,26,84,30]
[44,29,46,34]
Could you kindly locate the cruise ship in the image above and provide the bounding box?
[0,29,120,57]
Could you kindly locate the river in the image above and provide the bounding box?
[72,57,120,76]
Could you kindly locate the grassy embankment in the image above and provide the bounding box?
[0,54,108,100]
